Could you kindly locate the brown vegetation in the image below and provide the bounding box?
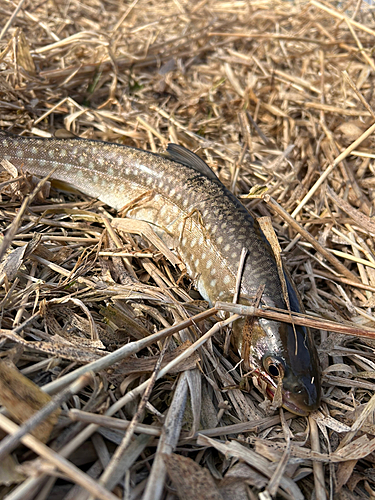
[1,0,375,498]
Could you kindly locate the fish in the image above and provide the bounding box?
[0,130,321,415]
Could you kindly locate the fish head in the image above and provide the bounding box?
[234,318,321,416]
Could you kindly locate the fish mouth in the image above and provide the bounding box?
[265,385,310,417]
[255,370,311,417]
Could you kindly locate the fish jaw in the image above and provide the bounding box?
[260,371,320,416]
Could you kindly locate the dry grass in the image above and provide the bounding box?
[1,0,375,498]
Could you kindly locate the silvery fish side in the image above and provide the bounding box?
[0,132,321,414]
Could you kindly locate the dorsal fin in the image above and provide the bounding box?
[166,143,219,182]
[54,129,78,139]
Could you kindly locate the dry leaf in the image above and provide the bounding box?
[0,329,106,362]
[197,435,304,500]
[220,462,267,499]
[109,340,199,382]
[163,453,223,500]
[0,455,25,485]
[0,245,27,285]
[112,218,182,268]
[336,460,358,492]
[0,359,60,443]
[16,30,36,75]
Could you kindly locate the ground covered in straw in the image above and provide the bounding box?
[1,0,375,499]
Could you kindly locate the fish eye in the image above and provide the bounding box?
[262,356,285,379]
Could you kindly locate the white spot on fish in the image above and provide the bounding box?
[231,252,237,259]
[31,147,38,154]
[138,164,158,177]
[206,260,212,269]
[16,150,24,158]
[169,188,175,197]
[2,140,8,147]
[224,244,230,252]
[210,279,217,288]
[223,275,230,284]
[195,258,200,267]
[191,238,196,248]
[217,236,223,244]
[60,149,67,157]
[211,268,216,276]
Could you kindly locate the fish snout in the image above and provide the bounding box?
[282,373,320,414]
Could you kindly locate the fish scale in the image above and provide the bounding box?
[0,132,321,415]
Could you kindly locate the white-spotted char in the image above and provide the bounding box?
[0,131,321,415]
